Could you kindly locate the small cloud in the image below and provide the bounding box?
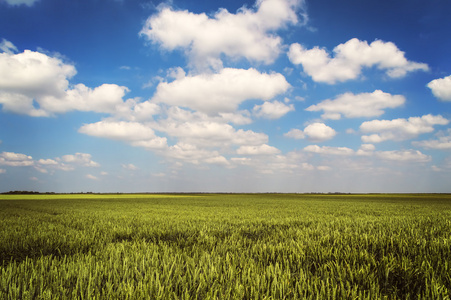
[427,75,451,101]
[30,176,39,181]
[0,39,18,54]
[285,123,336,142]
[3,0,39,7]
[122,163,138,170]
[0,168,6,174]
[119,65,131,70]
[100,171,109,176]
[85,174,99,180]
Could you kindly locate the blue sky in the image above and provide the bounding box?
[1,0,451,193]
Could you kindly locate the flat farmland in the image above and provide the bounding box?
[1,193,450,299]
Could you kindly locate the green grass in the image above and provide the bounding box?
[1,193,450,299]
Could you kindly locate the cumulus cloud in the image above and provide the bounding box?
[164,143,228,165]
[0,151,99,174]
[0,45,131,117]
[304,145,354,156]
[285,123,336,142]
[306,90,405,119]
[375,150,431,162]
[236,144,281,155]
[141,0,305,70]
[360,114,449,143]
[288,38,428,84]
[151,68,290,115]
[158,119,267,148]
[427,75,451,101]
[413,129,451,150]
[60,153,100,167]
[79,121,156,141]
[253,100,294,119]
[0,151,34,167]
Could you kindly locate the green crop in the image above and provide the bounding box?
[1,193,450,299]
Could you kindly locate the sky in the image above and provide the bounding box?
[1,0,451,193]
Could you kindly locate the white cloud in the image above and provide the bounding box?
[288,38,428,84]
[306,90,405,119]
[164,142,228,165]
[85,174,99,180]
[427,75,451,101]
[285,123,336,142]
[151,68,290,115]
[0,39,18,54]
[236,144,280,155]
[159,119,267,148]
[375,150,431,162]
[253,100,294,119]
[0,47,130,117]
[122,163,138,170]
[303,123,336,142]
[0,151,34,167]
[3,0,39,6]
[284,128,305,139]
[360,114,449,142]
[141,0,305,70]
[413,129,451,150]
[60,153,100,167]
[79,121,156,142]
[304,145,354,156]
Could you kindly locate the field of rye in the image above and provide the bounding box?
[1,193,450,299]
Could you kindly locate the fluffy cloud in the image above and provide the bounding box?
[236,144,281,155]
[285,123,336,142]
[360,114,449,143]
[306,90,405,119]
[159,119,267,148]
[303,145,354,156]
[288,38,428,84]
[141,0,305,70]
[0,151,34,167]
[427,75,451,101]
[78,120,168,150]
[413,129,451,150]
[79,121,156,141]
[0,151,99,173]
[151,68,290,115]
[164,143,229,165]
[0,45,130,117]
[253,100,294,119]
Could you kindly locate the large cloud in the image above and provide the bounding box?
[288,38,429,84]
[306,90,405,119]
[360,114,449,143]
[0,44,130,117]
[427,75,451,101]
[141,0,305,70]
[151,68,290,115]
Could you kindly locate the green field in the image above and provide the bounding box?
[1,193,450,299]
